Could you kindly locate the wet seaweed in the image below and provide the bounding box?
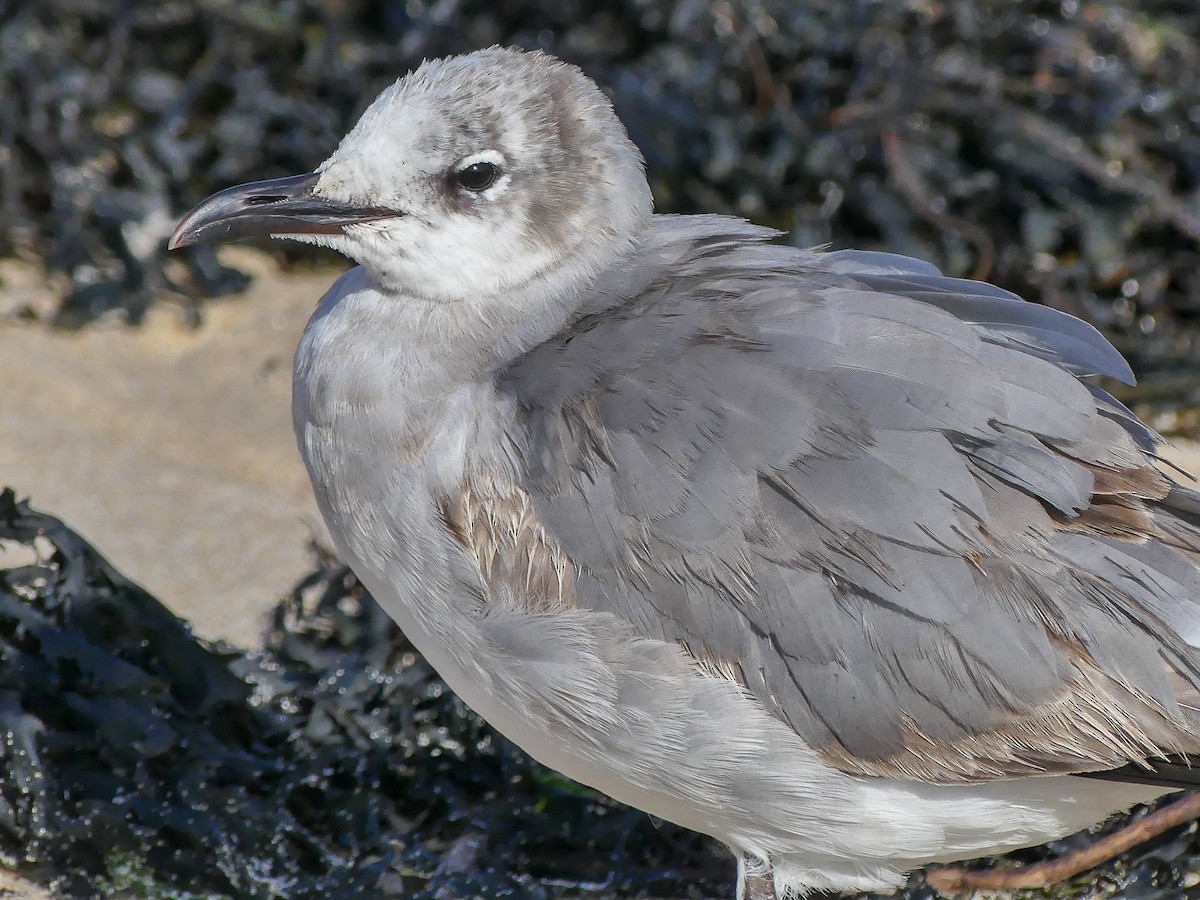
[3,1,1200,377]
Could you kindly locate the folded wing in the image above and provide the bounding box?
[494,216,1200,784]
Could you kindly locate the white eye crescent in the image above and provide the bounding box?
[454,151,509,197]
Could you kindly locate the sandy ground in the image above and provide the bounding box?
[1,250,336,648]
[4,254,1200,897]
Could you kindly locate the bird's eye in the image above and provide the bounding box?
[456,161,500,192]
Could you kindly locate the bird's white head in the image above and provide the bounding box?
[170,47,653,304]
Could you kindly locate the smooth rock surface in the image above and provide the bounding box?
[0,250,332,647]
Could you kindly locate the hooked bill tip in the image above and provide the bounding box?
[166,226,189,251]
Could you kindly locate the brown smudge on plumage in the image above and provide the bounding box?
[438,474,578,612]
[1049,426,1172,540]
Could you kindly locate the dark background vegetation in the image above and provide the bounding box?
[5,1,1200,897]
[4,0,1200,393]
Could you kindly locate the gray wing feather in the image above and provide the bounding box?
[818,248,943,277]
[843,269,1137,384]
[955,426,1095,515]
[1085,382,1162,452]
[820,248,1134,384]
[498,215,1200,780]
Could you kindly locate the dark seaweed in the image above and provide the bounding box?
[4,489,1200,898]
[3,1,1200,377]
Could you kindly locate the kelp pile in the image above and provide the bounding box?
[3,1,1200,375]
[4,491,1200,899]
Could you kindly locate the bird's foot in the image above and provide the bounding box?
[739,853,777,900]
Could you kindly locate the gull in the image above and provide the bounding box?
[170,47,1200,899]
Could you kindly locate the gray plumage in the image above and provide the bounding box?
[170,46,1200,899]
[499,216,1200,776]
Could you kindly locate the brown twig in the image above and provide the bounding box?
[923,790,1200,895]
[881,128,996,281]
[745,37,778,118]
